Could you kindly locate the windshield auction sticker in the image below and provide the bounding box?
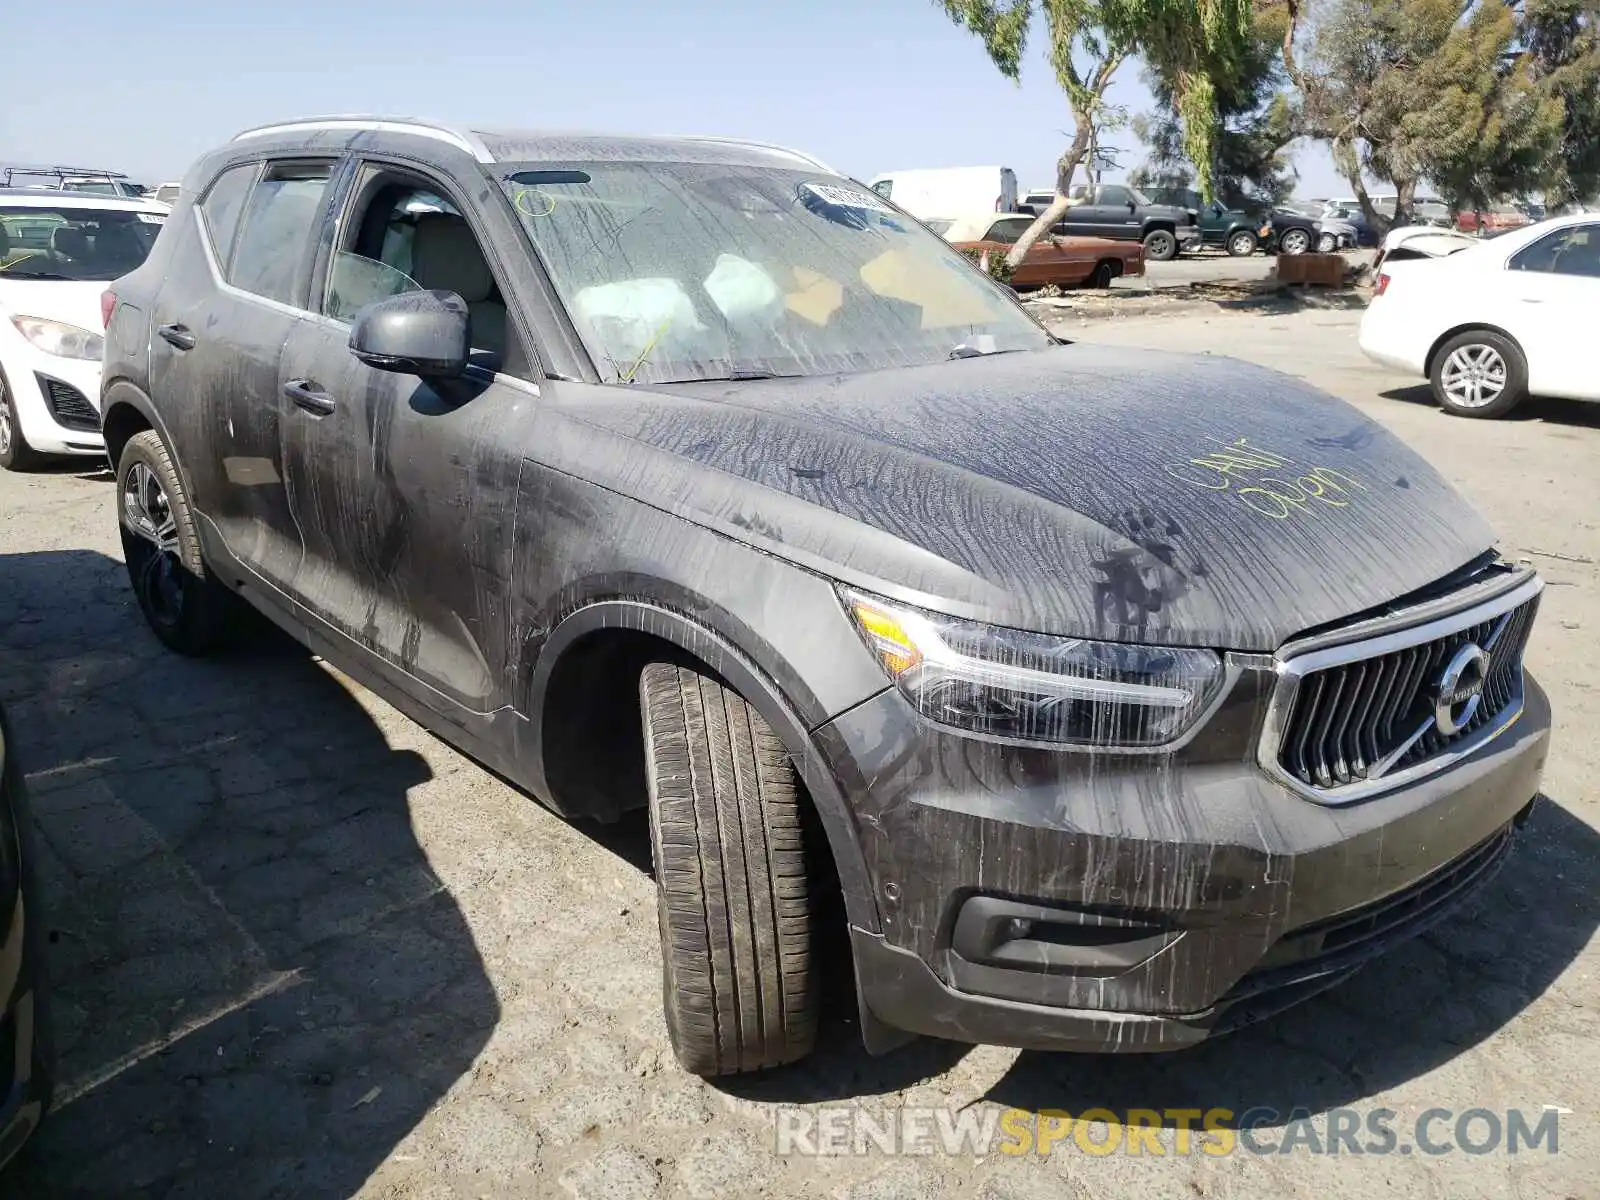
[798,183,896,214]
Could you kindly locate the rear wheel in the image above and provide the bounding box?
[0,375,46,472]
[1142,229,1178,262]
[1226,230,1258,257]
[1316,232,1337,253]
[1089,259,1120,288]
[116,430,236,655]
[640,662,817,1076]
[1430,330,1528,419]
[1280,228,1312,255]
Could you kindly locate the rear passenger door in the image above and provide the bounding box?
[276,161,537,715]
[147,157,344,597]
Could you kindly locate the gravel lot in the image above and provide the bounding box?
[0,307,1595,1199]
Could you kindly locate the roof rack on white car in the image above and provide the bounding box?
[230,116,497,164]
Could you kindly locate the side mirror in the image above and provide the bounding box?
[349,290,470,379]
[1126,199,1138,210]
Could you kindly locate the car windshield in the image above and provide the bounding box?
[501,162,1051,384]
[0,205,163,280]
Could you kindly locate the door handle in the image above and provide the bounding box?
[157,323,196,351]
[284,379,336,416]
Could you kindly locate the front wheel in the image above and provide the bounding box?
[640,663,818,1076]
[0,376,46,472]
[1226,230,1258,257]
[1316,232,1337,253]
[1430,330,1528,419]
[116,430,236,655]
[1280,228,1312,255]
[1089,259,1120,288]
[1142,229,1178,262]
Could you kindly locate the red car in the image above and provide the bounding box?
[1455,208,1532,236]
[933,213,1144,289]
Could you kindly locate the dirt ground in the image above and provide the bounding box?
[0,307,1594,1199]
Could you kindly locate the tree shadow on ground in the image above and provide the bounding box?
[0,549,499,1198]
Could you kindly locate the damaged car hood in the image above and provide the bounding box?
[539,345,1496,651]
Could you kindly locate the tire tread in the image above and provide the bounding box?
[641,663,816,1075]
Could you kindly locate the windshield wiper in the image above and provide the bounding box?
[0,271,75,281]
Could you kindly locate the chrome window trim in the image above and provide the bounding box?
[1258,571,1543,806]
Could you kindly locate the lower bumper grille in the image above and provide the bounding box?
[1215,822,1515,1031]
[36,374,100,433]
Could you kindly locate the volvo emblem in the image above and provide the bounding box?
[1434,643,1490,736]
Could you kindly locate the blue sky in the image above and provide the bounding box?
[2,0,1344,196]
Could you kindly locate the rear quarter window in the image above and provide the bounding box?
[199,163,259,267]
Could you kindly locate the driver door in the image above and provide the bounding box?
[277,162,538,715]
[1091,185,1142,239]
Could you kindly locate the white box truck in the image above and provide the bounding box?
[866,167,1020,220]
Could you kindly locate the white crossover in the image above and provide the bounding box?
[0,189,167,469]
[1359,212,1600,418]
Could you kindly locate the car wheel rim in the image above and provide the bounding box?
[1284,231,1309,254]
[0,396,12,458]
[1440,345,1508,408]
[122,461,185,625]
[1231,234,1252,254]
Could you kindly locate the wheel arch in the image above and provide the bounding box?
[100,380,175,477]
[1424,323,1525,379]
[524,598,882,937]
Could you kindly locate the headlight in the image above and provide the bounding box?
[841,589,1225,748]
[10,315,105,361]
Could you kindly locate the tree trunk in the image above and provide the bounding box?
[1392,177,1417,230]
[1005,118,1094,269]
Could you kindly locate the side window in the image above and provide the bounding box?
[871,180,893,200]
[228,162,334,306]
[198,164,260,269]
[984,218,1032,245]
[1098,186,1133,207]
[1550,225,1600,279]
[1510,230,1566,273]
[326,169,528,377]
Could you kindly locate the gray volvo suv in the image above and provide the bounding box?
[99,116,1549,1076]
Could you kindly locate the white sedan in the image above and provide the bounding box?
[1359,212,1599,418]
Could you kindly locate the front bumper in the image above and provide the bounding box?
[821,650,1550,1054]
[0,345,105,457]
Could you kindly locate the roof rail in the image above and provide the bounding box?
[230,116,496,164]
[1,164,129,179]
[672,135,836,174]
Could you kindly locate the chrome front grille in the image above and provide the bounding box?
[1262,573,1541,803]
